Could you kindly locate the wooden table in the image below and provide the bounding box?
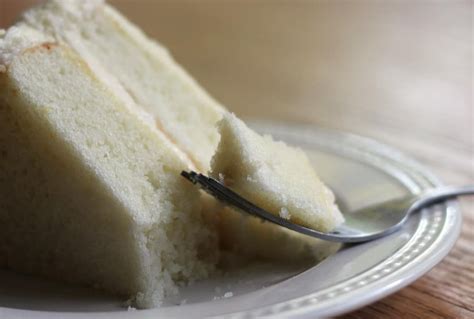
[1,1,472,318]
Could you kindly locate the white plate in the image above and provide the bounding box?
[0,122,461,318]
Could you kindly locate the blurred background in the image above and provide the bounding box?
[1,0,472,317]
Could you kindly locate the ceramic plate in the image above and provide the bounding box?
[0,122,461,318]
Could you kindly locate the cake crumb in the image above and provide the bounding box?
[218,173,225,183]
[127,306,136,311]
[223,291,233,298]
[279,207,291,219]
[246,175,257,182]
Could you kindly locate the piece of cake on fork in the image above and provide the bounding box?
[210,113,344,232]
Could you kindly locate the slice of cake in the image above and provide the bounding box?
[210,113,344,232]
[0,24,217,308]
[19,0,342,235]
[19,0,224,172]
[0,0,343,309]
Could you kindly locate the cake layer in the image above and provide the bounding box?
[211,113,344,232]
[0,25,216,308]
[21,0,224,171]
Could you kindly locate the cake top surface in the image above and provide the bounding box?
[211,113,344,232]
[0,24,52,66]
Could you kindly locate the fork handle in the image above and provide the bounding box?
[411,185,474,212]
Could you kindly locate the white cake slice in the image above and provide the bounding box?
[0,24,217,308]
[18,0,342,258]
[0,0,343,309]
[210,113,344,232]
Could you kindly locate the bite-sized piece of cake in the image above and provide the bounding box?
[211,113,344,232]
[20,0,224,171]
[0,24,217,309]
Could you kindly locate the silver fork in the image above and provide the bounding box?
[181,171,474,243]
